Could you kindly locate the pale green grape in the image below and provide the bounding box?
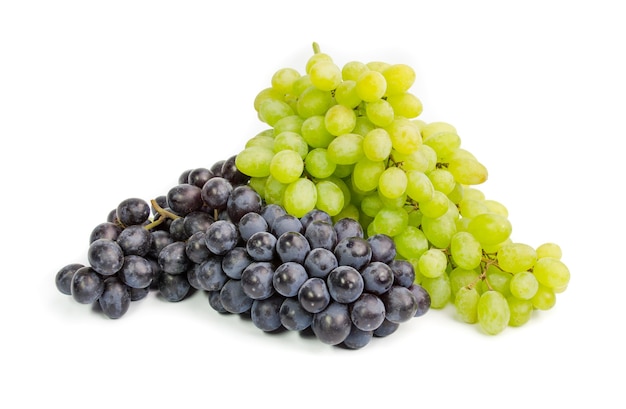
[462,186,486,201]
[447,182,464,204]
[421,274,451,309]
[382,63,416,96]
[509,271,539,300]
[419,190,450,219]
[372,207,409,237]
[305,50,333,74]
[532,257,570,290]
[481,266,511,297]
[423,131,461,159]
[355,70,387,102]
[447,149,488,185]
[269,149,304,184]
[245,133,274,151]
[483,199,508,217]
[458,198,489,218]
[427,168,456,195]
[418,144,438,172]
[365,99,395,127]
[467,213,512,246]
[296,86,335,118]
[258,98,294,126]
[235,146,274,178]
[497,243,537,273]
[360,192,384,218]
[393,225,429,260]
[291,74,313,97]
[418,248,448,279]
[477,290,510,335]
[254,87,284,112]
[352,115,376,137]
[482,238,512,255]
[327,133,364,165]
[305,148,336,179]
[273,115,304,135]
[455,286,480,323]
[315,180,345,216]
[301,115,335,148]
[332,203,360,224]
[386,92,423,118]
[531,284,556,310]
[283,178,318,218]
[420,121,457,140]
[536,242,562,260]
[341,60,369,81]
[324,104,356,136]
[334,80,362,108]
[248,177,267,199]
[363,128,393,162]
[352,157,385,192]
[271,67,301,95]
[449,267,481,299]
[420,214,457,249]
[378,167,408,199]
[264,175,287,205]
[507,296,533,327]
[323,176,351,209]
[331,164,354,178]
[309,60,342,91]
[385,117,422,155]
[390,149,430,173]
[450,231,483,270]
[273,131,309,159]
[378,190,407,209]
[405,205,422,227]
[366,61,391,72]
[405,170,434,203]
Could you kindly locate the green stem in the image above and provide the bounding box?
[312,42,321,54]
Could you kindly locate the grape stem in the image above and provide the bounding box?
[312,42,321,54]
[143,198,181,230]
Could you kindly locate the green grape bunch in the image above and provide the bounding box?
[234,43,570,335]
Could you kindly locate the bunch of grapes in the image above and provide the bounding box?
[233,43,570,335]
[55,156,431,349]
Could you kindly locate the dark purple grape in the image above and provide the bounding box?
[360,261,395,295]
[260,204,286,230]
[241,261,275,300]
[326,265,364,304]
[304,220,337,251]
[129,286,150,301]
[272,262,308,297]
[116,198,151,226]
[350,293,386,331]
[55,263,84,295]
[238,212,269,241]
[408,283,431,317]
[246,231,277,262]
[298,277,330,313]
[99,276,131,319]
[334,218,363,242]
[88,238,124,276]
[89,222,122,244]
[222,247,253,279]
[182,211,214,236]
[311,302,351,345]
[71,266,104,304]
[201,177,233,210]
[185,231,211,264]
[157,272,191,302]
[279,297,313,331]
[389,260,416,288]
[300,209,332,229]
[205,220,239,255]
[333,236,372,270]
[178,169,193,184]
[168,217,189,242]
[158,241,189,275]
[251,294,285,332]
[187,167,214,188]
[148,230,173,259]
[118,255,154,289]
[167,183,203,216]
[276,231,310,264]
[210,160,225,178]
[373,318,400,337]
[219,279,254,314]
[303,247,338,279]
[367,234,396,264]
[196,256,229,291]
[207,290,228,313]
[116,225,152,256]
[342,326,373,350]
[221,155,250,186]
[380,286,418,323]
[272,214,303,237]
[227,185,262,223]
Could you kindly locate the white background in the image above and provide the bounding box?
[2,1,624,407]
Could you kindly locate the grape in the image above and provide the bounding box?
[450,231,483,270]
[88,238,124,276]
[380,286,418,324]
[269,149,304,184]
[350,293,386,332]
[283,178,318,218]
[507,296,533,327]
[352,158,385,192]
[355,70,386,102]
[477,291,510,335]
[298,277,331,313]
[167,184,203,216]
[222,247,253,280]
[251,294,284,332]
[304,220,337,251]
[509,271,539,300]
[234,146,274,178]
[342,326,374,350]
[324,104,356,136]
[227,185,262,223]
[326,133,364,165]
[116,225,152,256]
[327,265,364,304]
[276,231,311,264]
[118,255,154,289]
[71,266,104,304]
[201,177,233,210]
[367,234,397,264]
[467,213,512,246]
[303,247,338,279]
[305,148,336,179]
[363,128,393,162]
[408,284,431,317]
[90,222,122,243]
[532,257,570,290]
[382,63,415,96]
[196,256,229,292]
[158,241,189,275]
[378,167,408,199]
[279,297,313,331]
[99,276,131,319]
[55,263,84,295]
[334,236,372,270]
[182,211,213,237]
[220,279,254,314]
[238,212,269,242]
[272,213,304,236]
[454,286,480,324]
[272,262,308,297]
[311,302,352,345]
[536,242,562,259]
[315,180,345,216]
[496,243,537,273]
[116,198,150,226]
[301,115,334,148]
[365,99,394,127]
[204,220,239,256]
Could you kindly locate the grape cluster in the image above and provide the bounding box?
[234,43,570,335]
[55,156,430,349]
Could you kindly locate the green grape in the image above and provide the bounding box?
[482,238,512,255]
[405,205,422,227]
[385,117,422,155]
[377,190,406,210]
[283,178,318,218]
[248,177,267,199]
[467,213,512,246]
[423,131,461,159]
[477,291,510,335]
[450,231,483,270]
[363,128,393,162]
[418,248,447,279]
[421,274,451,309]
[382,63,415,96]
[427,168,456,195]
[386,92,423,118]
[315,180,345,216]
[420,214,457,249]
[273,115,304,135]
[391,149,430,173]
[509,271,539,300]
[536,242,562,260]
[327,133,364,165]
[365,99,395,127]
[305,49,333,74]
[273,131,309,159]
[360,192,384,218]
[324,104,356,136]
[458,198,489,218]
[531,284,556,310]
[366,61,391,72]
[332,203,360,223]
[291,74,313,97]
[532,257,570,290]
[334,80,362,108]
[245,133,274,151]
[264,175,287,205]
[420,121,457,140]
[497,243,537,273]
[269,149,304,184]
[483,199,508,217]
[323,176,351,209]
[419,144,439,172]
[235,146,274,178]
[372,207,409,237]
[405,170,435,203]
[455,286,480,324]
[449,267,481,300]
[419,190,449,219]
[355,70,387,102]
[447,149,488,185]
[301,115,335,148]
[296,86,335,118]
[507,296,533,327]
[341,60,368,81]
[271,67,301,95]
[482,267,511,297]
[462,186,486,201]
[447,182,464,205]
[305,148,336,179]
[332,164,354,178]
[309,60,342,91]
[394,226,429,260]
[378,167,408,199]
[352,157,385,192]
[253,87,284,112]
[258,98,294,126]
